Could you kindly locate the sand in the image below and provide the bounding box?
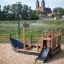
[0,43,64,64]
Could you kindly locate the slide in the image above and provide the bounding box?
[35,47,50,62]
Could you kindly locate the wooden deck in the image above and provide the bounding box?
[17,48,40,55]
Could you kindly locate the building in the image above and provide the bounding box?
[36,0,52,17]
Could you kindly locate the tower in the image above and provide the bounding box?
[36,0,40,12]
[41,0,45,13]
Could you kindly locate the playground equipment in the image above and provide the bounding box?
[10,31,61,63]
[37,31,61,54]
[35,31,61,63]
[10,37,39,55]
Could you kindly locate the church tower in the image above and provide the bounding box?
[36,0,40,12]
[41,0,45,13]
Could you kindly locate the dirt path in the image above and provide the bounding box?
[0,43,64,64]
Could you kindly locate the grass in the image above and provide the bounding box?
[0,20,64,43]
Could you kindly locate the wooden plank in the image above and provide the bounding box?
[43,38,52,40]
[17,48,39,55]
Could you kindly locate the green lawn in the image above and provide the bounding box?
[0,20,64,43]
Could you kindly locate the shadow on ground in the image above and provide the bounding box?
[46,49,64,63]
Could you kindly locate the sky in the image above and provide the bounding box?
[0,0,64,10]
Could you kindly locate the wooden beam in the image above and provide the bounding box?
[43,38,52,40]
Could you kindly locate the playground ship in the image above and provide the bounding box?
[10,31,61,63]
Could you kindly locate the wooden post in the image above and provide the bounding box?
[18,20,20,39]
[29,34,33,48]
[37,34,43,52]
[23,22,29,49]
[30,34,32,44]
[23,27,27,49]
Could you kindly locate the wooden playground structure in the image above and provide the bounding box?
[36,31,61,55]
[21,23,61,54]
[10,30,61,55]
[10,30,61,62]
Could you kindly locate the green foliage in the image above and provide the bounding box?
[60,9,64,15]
[53,7,62,14]
[0,2,39,20]
[21,5,30,20]
[31,10,39,20]
[0,20,64,43]
[3,5,10,12]
[53,7,64,17]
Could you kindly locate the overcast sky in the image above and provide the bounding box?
[0,0,64,10]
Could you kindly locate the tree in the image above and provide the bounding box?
[0,5,1,12]
[53,7,62,18]
[27,7,32,20]
[0,2,39,20]
[53,7,64,18]
[21,5,29,20]
[53,7,62,14]
[11,2,22,20]
[31,10,39,20]
[11,2,22,13]
[3,5,10,13]
[60,9,64,15]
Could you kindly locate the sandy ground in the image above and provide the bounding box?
[0,43,64,64]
